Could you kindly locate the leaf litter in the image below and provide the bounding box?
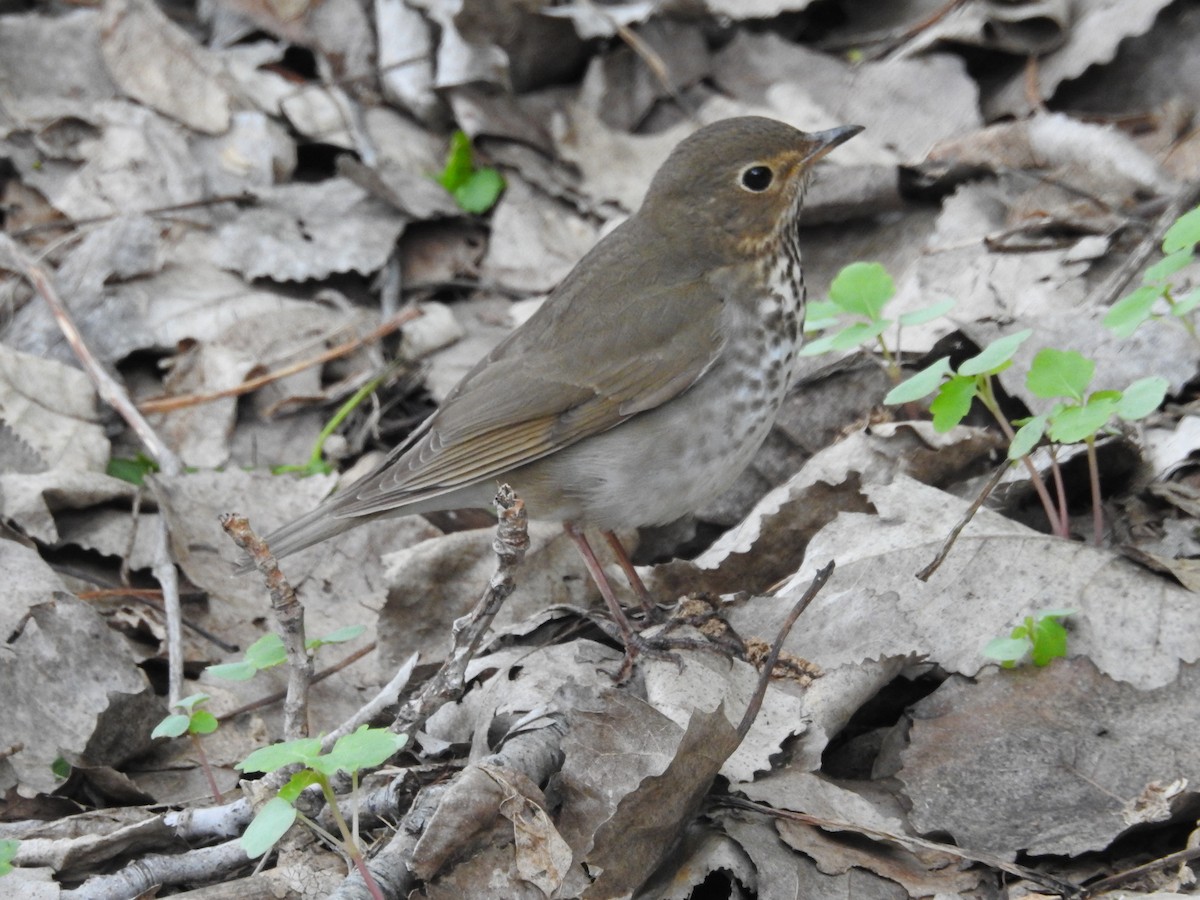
[2,0,1200,897]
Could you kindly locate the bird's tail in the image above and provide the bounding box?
[232,492,377,574]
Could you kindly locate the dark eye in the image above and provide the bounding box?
[741,165,773,192]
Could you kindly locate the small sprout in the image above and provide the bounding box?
[0,839,17,876]
[207,625,366,681]
[50,757,71,780]
[151,693,218,739]
[984,608,1076,668]
[107,452,160,486]
[435,130,505,214]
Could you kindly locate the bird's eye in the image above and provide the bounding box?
[740,165,773,192]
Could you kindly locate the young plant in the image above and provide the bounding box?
[151,693,222,801]
[272,373,390,477]
[802,261,954,382]
[1104,204,1200,345]
[206,625,365,682]
[434,130,505,214]
[1009,349,1168,544]
[984,608,1076,668]
[238,725,408,900]
[0,839,17,877]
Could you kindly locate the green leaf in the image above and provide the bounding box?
[883,357,952,405]
[1173,287,1200,317]
[205,660,257,681]
[50,757,70,780]
[152,714,191,739]
[1030,615,1069,666]
[1047,396,1119,444]
[245,633,287,670]
[828,319,889,350]
[174,692,210,712]
[239,737,324,774]
[1103,284,1161,337]
[1143,247,1194,283]
[189,710,219,735]
[0,839,17,876]
[1162,205,1200,253]
[242,796,297,859]
[1008,414,1048,460]
[929,375,978,431]
[435,130,473,192]
[106,453,160,486]
[798,333,837,356]
[898,298,955,327]
[321,725,408,776]
[803,299,840,331]
[983,636,1031,663]
[307,624,367,649]
[828,262,895,320]
[1025,349,1094,402]
[958,330,1032,377]
[278,769,322,803]
[1114,377,1167,421]
[454,168,505,214]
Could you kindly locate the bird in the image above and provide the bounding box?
[252,116,862,675]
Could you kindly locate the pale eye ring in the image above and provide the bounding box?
[740,165,774,192]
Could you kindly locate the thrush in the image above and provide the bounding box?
[254,116,861,675]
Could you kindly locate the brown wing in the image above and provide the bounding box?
[336,216,726,516]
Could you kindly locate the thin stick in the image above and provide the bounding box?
[917,461,1008,581]
[138,307,423,414]
[3,236,188,702]
[1082,845,1200,897]
[218,642,379,723]
[737,561,835,740]
[221,514,312,739]
[8,192,256,238]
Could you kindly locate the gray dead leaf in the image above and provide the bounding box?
[642,824,755,899]
[278,82,360,149]
[898,0,1070,57]
[192,110,297,196]
[377,521,601,676]
[1145,415,1200,478]
[987,0,1176,118]
[722,814,909,900]
[100,0,232,135]
[0,541,160,794]
[210,178,407,281]
[552,686,741,899]
[0,470,137,545]
[897,658,1200,858]
[376,0,442,123]
[52,100,201,220]
[539,0,656,39]
[54,508,160,572]
[712,32,981,162]
[480,176,600,292]
[699,0,820,17]
[0,9,118,131]
[0,343,108,473]
[763,475,1200,691]
[643,651,808,784]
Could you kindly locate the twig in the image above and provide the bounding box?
[719,797,1083,898]
[737,561,835,741]
[1,235,188,703]
[9,192,256,238]
[1081,844,1200,897]
[917,461,1008,581]
[221,514,312,739]
[391,486,529,742]
[138,307,423,414]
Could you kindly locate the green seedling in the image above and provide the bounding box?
[984,608,1076,668]
[802,261,954,382]
[1104,204,1200,345]
[238,725,408,900]
[107,452,160,485]
[0,839,17,877]
[206,625,365,682]
[434,130,505,214]
[1010,349,1168,544]
[151,693,222,802]
[273,373,390,477]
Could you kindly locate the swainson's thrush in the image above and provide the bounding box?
[256,116,861,672]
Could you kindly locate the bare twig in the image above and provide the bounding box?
[1081,844,1200,897]
[391,486,529,742]
[917,460,1008,581]
[221,514,312,739]
[9,192,256,238]
[1,235,188,702]
[737,561,835,741]
[138,307,423,414]
[217,642,380,723]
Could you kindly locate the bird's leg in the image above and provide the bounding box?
[564,523,643,680]
[601,529,658,619]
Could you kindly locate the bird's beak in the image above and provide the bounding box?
[802,124,864,165]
